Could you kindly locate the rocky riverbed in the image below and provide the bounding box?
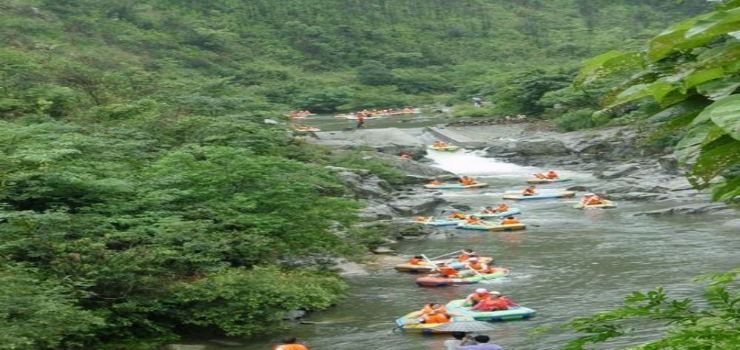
[305,122,734,255]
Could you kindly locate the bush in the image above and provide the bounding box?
[452,105,499,118]
[553,108,602,131]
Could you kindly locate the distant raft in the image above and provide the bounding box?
[394,257,494,273]
[526,177,572,184]
[415,267,510,287]
[428,144,460,152]
[456,222,526,232]
[444,299,537,322]
[473,208,521,219]
[502,191,575,200]
[394,312,469,333]
[574,199,617,209]
[424,182,489,190]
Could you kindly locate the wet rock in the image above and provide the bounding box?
[596,164,641,179]
[605,192,661,201]
[372,246,396,255]
[164,345,208,350]
[634,203,731,216]
[263,118,280,125]
[327,168,392,200]
[283,310,306,320]
[514,139,569,156]
[658,155,680,174]
[359,204,395,220]
[388,195,447,216]
[209,339,245,347]
[566,185,590,192]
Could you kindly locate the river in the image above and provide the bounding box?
[213,149,740,350]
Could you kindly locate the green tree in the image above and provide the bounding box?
[573,0,740,201]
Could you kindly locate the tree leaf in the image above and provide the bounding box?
[574,51,643,88]
[696,76,740,100]
[708,94,740,140]
[674,121,715,164]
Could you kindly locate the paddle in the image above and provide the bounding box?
[429,250,463,260]
[420,254,440,271]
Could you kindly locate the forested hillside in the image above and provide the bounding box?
[0,0,717,349]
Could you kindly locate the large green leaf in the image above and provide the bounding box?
[693,41,740,71]
[696,76,740,100]
[675,121,716,163]
[685,8,740,39]
[607,81,674,107]
[647,98,708,123]
[708,94,740,140]
[688,136,740,187]
[574,51,644,88]
[648,12,717,61]
[680,67,725,93]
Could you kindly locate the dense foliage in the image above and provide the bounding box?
[573,0,740,201]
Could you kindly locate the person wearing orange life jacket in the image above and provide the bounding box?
[459,176,477,186]
[500,216,520,225]
[408,255,425,265]
[448,211,467,220]
[416,216,431,222]
[463,288,491,307]
[274,337,309,350]
[472,291,519,311]
[465,215,484,225]
[495,203,510,213]
[546,170,560,179]
[522,185,537,196]
[580,193,603,206]
[428,179,443,185]
[417,303,450,324]
[437,265,460,277]
[534,172,547,179]
[456,249,477,262]
[466,257,493,274]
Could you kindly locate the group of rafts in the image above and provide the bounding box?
[393,143,617,333]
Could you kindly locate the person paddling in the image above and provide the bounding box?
[275,337,309,350]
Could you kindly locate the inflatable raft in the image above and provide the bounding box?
[456,222,526,232]
[474,208,521,219]
[574,199,617,209]
[413,218,464,226]
[427,145,460,152]
[394,312,468,333]
[394,257,493,273]
[526,177,572,184]
[503,191,575,200]
[445,299,537,322]
[415,267,509,287]
[424,182,489,190]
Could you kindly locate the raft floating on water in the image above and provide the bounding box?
[427,145,460,152]
[525,177,572,184]
[394,257,493,273]
[394,312,469,333]
[502,191,575,200]
[574,199,617,209]
[424,182,489,190]
[415,267,509,287]
[445,299,537,322]
[456,222,526,232]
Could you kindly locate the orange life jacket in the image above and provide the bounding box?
[409,258,423,265]
[546,172,559,179]
[274,344,309,350]
[496,205,509,212]
[439,266,458,276]
[468,262,486,270]
[457,253,471,262]
[423,313,450,324]
[501,218,519,225]
[522,188,536,195]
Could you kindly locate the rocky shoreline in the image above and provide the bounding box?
[305,121,736,256]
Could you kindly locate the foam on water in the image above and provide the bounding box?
[426,149,536,176]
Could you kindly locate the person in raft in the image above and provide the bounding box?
[416,303,451,324]
[522,185,537,196]
[500,216,520,225]
[456,249,477,262]
[433,140,450,147]
[275,337,310,350]
[458,257,492,276]
[471,291,519,312]
[459,176,477,185]
[545,170,560,179]
[465,215,484,225]
[448,211,468,220]
[408,255,425,265]
[463,288,491,307]
[580,192,604,206]
[428,179,443,185]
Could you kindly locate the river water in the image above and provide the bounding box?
[215,146,740,350]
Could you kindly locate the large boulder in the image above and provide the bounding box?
[325,166,392,200]
[372,153,458,184]
[388,194,447,216]
[514,139,569,156]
